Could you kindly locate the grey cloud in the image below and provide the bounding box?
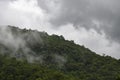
[43,0,120,43]
[50,0,91,27]
[37,0,48,11]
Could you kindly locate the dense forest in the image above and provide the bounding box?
[0,26,120,80]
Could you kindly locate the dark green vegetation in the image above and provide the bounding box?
[0,26,120,80]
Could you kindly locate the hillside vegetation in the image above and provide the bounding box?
[0,26,120,80]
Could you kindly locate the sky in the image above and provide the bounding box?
[0,0,120,58]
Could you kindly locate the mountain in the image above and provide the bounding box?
[0,25,120,80]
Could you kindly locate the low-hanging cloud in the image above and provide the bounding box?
[0,0,120,58]
[0,25,44,63]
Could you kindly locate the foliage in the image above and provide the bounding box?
[0,26,120,80]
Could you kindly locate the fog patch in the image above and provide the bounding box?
[54,54,66,68]
[0,25,44,63]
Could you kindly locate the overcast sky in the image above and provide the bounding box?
[0,0,120,58]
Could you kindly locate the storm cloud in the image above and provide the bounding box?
[0,0,120,58]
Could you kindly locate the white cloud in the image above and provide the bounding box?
[0,0,51,29]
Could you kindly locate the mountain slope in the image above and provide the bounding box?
[0,26,120,80]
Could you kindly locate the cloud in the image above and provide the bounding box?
[50,0,120,43]
[0,0,120,58]
[0,0,50,29]
[0,25,45,63]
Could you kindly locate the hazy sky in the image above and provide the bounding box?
[0,0,120,58]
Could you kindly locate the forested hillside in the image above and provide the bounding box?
[0,26,120,80]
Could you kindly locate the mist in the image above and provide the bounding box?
[0,25,67,68]
[0,26,42,63]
